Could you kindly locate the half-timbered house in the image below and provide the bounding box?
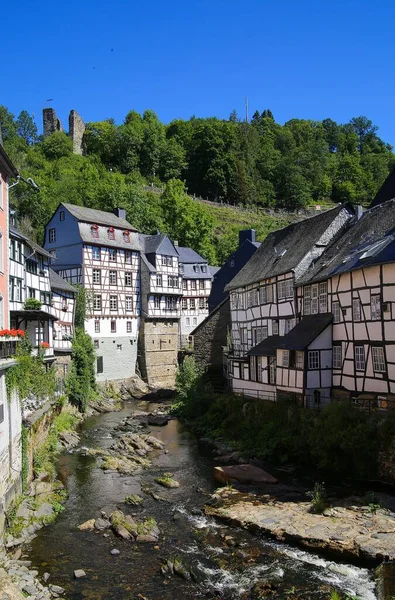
[44,203,140,381]
[49,268,75,383]
[225,204,355,401]
[176,246,213,347]
[138,234,181,387]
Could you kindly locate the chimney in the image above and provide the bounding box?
[113,208,126,220]
[239,229,256,246]
[173,240,178,246]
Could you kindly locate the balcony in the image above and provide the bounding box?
[0,339,20,360]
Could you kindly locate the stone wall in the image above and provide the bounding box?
[23,400,60,486]
[138,319,178,388]
[193,298,230,372]
[43,108,63,137]
[69,110,85,155]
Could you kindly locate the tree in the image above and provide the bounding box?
[41,132,73,160]
[16,111,38,144]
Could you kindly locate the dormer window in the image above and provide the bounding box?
[108,227,115,240]
[193,265,198,273]
[201,265,207,273]
[123,230,130,243]
[91,224,99,239]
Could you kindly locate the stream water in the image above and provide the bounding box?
[25,401,377,599]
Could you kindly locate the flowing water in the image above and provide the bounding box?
[26,401,377,599]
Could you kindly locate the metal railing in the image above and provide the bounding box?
[0,340,19,359]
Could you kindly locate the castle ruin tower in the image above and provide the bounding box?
[43,108,63,138]
[69,110,85,155]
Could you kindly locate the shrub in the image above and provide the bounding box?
[66,327,96,412]
[171,356,212,419]
[24,298,42,310]
[307,482,327,514]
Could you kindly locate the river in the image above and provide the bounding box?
[25,400,377,599]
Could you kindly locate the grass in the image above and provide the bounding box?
[155,472,180,488]
[136,517,157,535]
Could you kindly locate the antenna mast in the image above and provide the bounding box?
[245,97,249,122]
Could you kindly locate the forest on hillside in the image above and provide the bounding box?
[1,105,394,264]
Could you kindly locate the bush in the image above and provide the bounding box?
[307,482,327,514]
[66,327,96,412]
[171,356,212,419]
[23,298,42,310]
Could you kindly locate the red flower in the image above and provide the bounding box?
[40,341,50,348]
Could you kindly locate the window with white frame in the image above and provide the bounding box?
[110,295,118,310]
[123,231,130,243]
[304,285,311,315]
[250,356,257,381]
[156,274,162,287]
[272,319,279,335]
[240,328,247,345]
[154,296,160,309]
[182,279,187,290]
[191,280,196,290]
[277,281,286,300]
[231,293,237,309]
[333,345,342,369]
[332,301,340,323]
[94,320,100,333]
[92,246,101,260]
[251,288,259,305]
[168,275,178,288]
[260,284,273,304]
[109,249,117,262]
[181,299,187,310]
[91,225,99,239]
[372,346,386,372]
[284,318,295,334]
[125,296,133,311]
[92,269,101,285]
[165,296,177,310]
[186,317,190,326]
[125,250,132,264]
[125,271,133,287]
[282,350,290,367]
[371,294,381,320]
[296,351,304,369]
[108,227,115,240]
[269,358,277,384]
[199,298,205,309]
[285,279,293,298]
[111,320,116,333]
[190,299,196,310]
[311,284,318,314]
[109,270,117,285]
[126,321,132,333]
[247,291,252,308]
[166,256,172,266]
[49,228,56,243]
[319,282,328,312]
[193,317,197,325]
[355,346,365,371]
[237,293,244,309]
[199,280,205,290]
[93,294,102,310]
[352,298,361,321]
[161,256,167,266]
[308,350,320,370]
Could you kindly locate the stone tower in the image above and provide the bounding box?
[68,110,85,155]
[43,108,63,138]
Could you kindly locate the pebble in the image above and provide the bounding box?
[74,569,86,578]
[110,549,120,555]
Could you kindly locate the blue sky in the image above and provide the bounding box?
[3,0,395,144]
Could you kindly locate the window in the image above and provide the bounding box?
[91,225,99,239]
[240,328,247,345]
[308,350,320,370]
[199,280,205,290]
[201,265,207,273]
[304,285,311,315]
[182,299,187,310]
[28,288,35,298]
[60,211,65,221]
[165,297,177,310]
[108,227,115,240]
[237,293,244,309]
[109,270,117,285]
[93,294,102,310]
[355,346,365,371]
[49,228,56,243]
[156,274,163,287]
[125,250,132,264]
[277,281,286,300]
[108,249,117,262]
[10,239,15,260]
[94,339,99,349]
[168,275,178,288]
[311,285,318,314]
[13,279,22,302]
[26,259,38,274]
[182,280,187,290]
[123,231,130,243]
[125,296,133,311]
[110,295,118,310]
[154,296,160,309]
[319,282,328,312]
[230,293,237,310]
[269,359,277,384]
[251,288,259,305]
[94,320,100,333]
[230,259,235,267]
[260,284,273,304]
[272,319,279,335]
[167,256,172,266]
[352,299,361,322]
[161,256,167,266]
[199,298,205,309]
[191,280,196,290]
[92,269,101,285]
[92,246,101,260]
[284,318,295,334]
[282,350,290,367]
[190,299,196,310]
[285,279,293,298]
[332,301,340,323]
[296,351,304,369]
[193,317,197,326]
[333,345,342,369]
[371,295,381,321]
[111,320,116,333]
[50,249,56,259]
[126,321,132,333]
[372,346,386,372]
[186,317,190,326]
[97,356,103,374]
[125,271,133,287]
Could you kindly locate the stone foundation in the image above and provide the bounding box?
[138,319,178,388]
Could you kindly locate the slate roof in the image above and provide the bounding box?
[49,269,76,293]
[62,203,136,230]
[176,246,206,263]
[299,199,395,285]
[79,223,140,251]
[247,335,282,356]
[369,166,395,209]
[9,225,53,258]
[139,234,178,257]
[277,314,333,351]
[209,266,220,276]
[225,205,352,291]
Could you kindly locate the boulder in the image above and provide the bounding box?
[78,519,95,531]
[94,518,111,531]
[214,464,278,485]
[147,415,169,427]
[74,569,86,579]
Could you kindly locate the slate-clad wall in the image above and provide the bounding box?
[193,299,230,371]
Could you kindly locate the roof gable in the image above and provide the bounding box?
[62,203,136,230]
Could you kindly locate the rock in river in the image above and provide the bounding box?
[214,464,278,485]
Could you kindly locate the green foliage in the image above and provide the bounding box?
[21,426,28,492]
[66,327,96,412]
[33,428,58,478]
[307,482,327,514]
[23,298,42,310]
[74,285,90,328]
[41,131,73,159]
[172,356,212,419]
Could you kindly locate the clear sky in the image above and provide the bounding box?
[3,0,395,143]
